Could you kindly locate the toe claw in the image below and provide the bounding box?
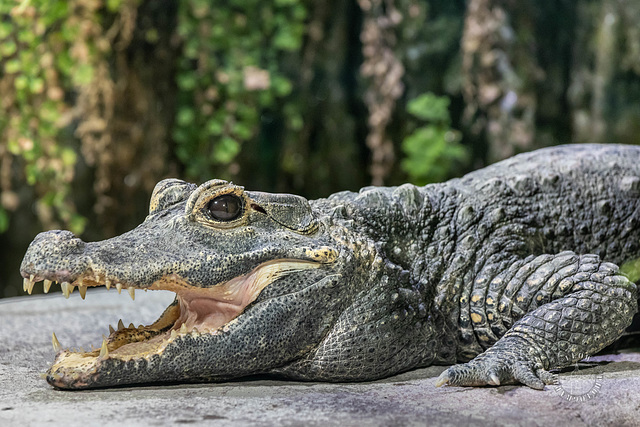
[488,371,501,386]
[537,368,557,385]
[435,370,450,387]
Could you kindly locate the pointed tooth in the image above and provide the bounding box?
[77,277,84,286]
[61,282,70,299]
[99,338,108,357]
[128,323,135,329]
[109,324,115,334]
[52,332,61,352]
[117,319,124,330]
[105,279,111,290]
[170,329,178,338]
[79,347,86,353]
[180,324,188,334]
[44,280,52,293]
[128,287,135,300]
[78,285,87,300]
[23,277,29,292]
[27,279,35,295]
[116,283,122,294]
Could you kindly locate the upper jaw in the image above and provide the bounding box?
[20,226,339,295]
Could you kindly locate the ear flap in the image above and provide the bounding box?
[149,179,197,214]
[246,191,318,234]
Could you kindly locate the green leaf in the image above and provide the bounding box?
[74,64,94,85]
[30,78,45,94]
[25,164,40,185]
[0,22,12,40]
[0,40,17,56]
[5,59,20,74]
[56,52,73,75]
[272,75,292,96]
[621,258,640,283]
[407,92,451,122]
[69,214,87,235]
[17,28,35,44]
[107,0,122,13]
[401,124,467,185]
[177,73,197,90]
[206,119,223,136]
[177,107,195,126]
[273,27,301,51]
[232,122,253,140]
[212,137,241,164]
[61,148,77,166]
[14,75,28,91]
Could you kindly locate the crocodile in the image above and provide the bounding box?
[20,143,640,390]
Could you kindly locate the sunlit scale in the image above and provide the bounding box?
[22,260,322,365]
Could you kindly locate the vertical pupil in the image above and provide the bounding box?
[208,195,241,220]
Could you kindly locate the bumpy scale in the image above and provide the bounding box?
[20,144,640,390]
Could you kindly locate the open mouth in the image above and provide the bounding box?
[22,259,322,384]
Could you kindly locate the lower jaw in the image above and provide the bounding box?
[34,259,327,387]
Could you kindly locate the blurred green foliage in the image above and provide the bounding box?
[401,92,468,185]
[621,258,640,283]
[0,0,125,235]
[0,0,467,241]
[174,0,307,181]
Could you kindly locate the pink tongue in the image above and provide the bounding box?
[170,259,321,333]
[175,297,243,331]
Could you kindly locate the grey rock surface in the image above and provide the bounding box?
[1,289,639,427]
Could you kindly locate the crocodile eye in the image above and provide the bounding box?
[207,194,243,221]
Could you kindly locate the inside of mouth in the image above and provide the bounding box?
[29,260,320,362]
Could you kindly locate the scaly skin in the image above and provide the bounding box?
[20,144,640,389]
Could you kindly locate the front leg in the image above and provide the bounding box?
[437,252,637,389]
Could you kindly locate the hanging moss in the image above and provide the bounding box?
[173,0,308,183]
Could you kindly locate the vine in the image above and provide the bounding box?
[0,0,138,234]
[174,0,307,182]
[401,92,467,185]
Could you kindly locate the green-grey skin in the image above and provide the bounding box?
[20,144,639,390]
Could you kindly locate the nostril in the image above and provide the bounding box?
[32,230,86,254]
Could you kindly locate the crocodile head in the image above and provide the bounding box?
[20,179,354,389]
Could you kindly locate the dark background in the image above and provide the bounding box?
[1,0,639,297]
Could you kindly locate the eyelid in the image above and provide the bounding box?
[187,183,249,228]
[184,179,229,216]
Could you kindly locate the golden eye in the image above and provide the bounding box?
[206,194,243,221]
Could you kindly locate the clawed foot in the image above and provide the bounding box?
[435,348,556,389]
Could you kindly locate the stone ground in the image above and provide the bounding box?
[1,289,639,427]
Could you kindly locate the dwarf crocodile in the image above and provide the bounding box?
[20,144,640,390]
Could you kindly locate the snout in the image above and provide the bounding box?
[20,230,88,281]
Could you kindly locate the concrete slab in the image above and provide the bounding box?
[1,289,639,426]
